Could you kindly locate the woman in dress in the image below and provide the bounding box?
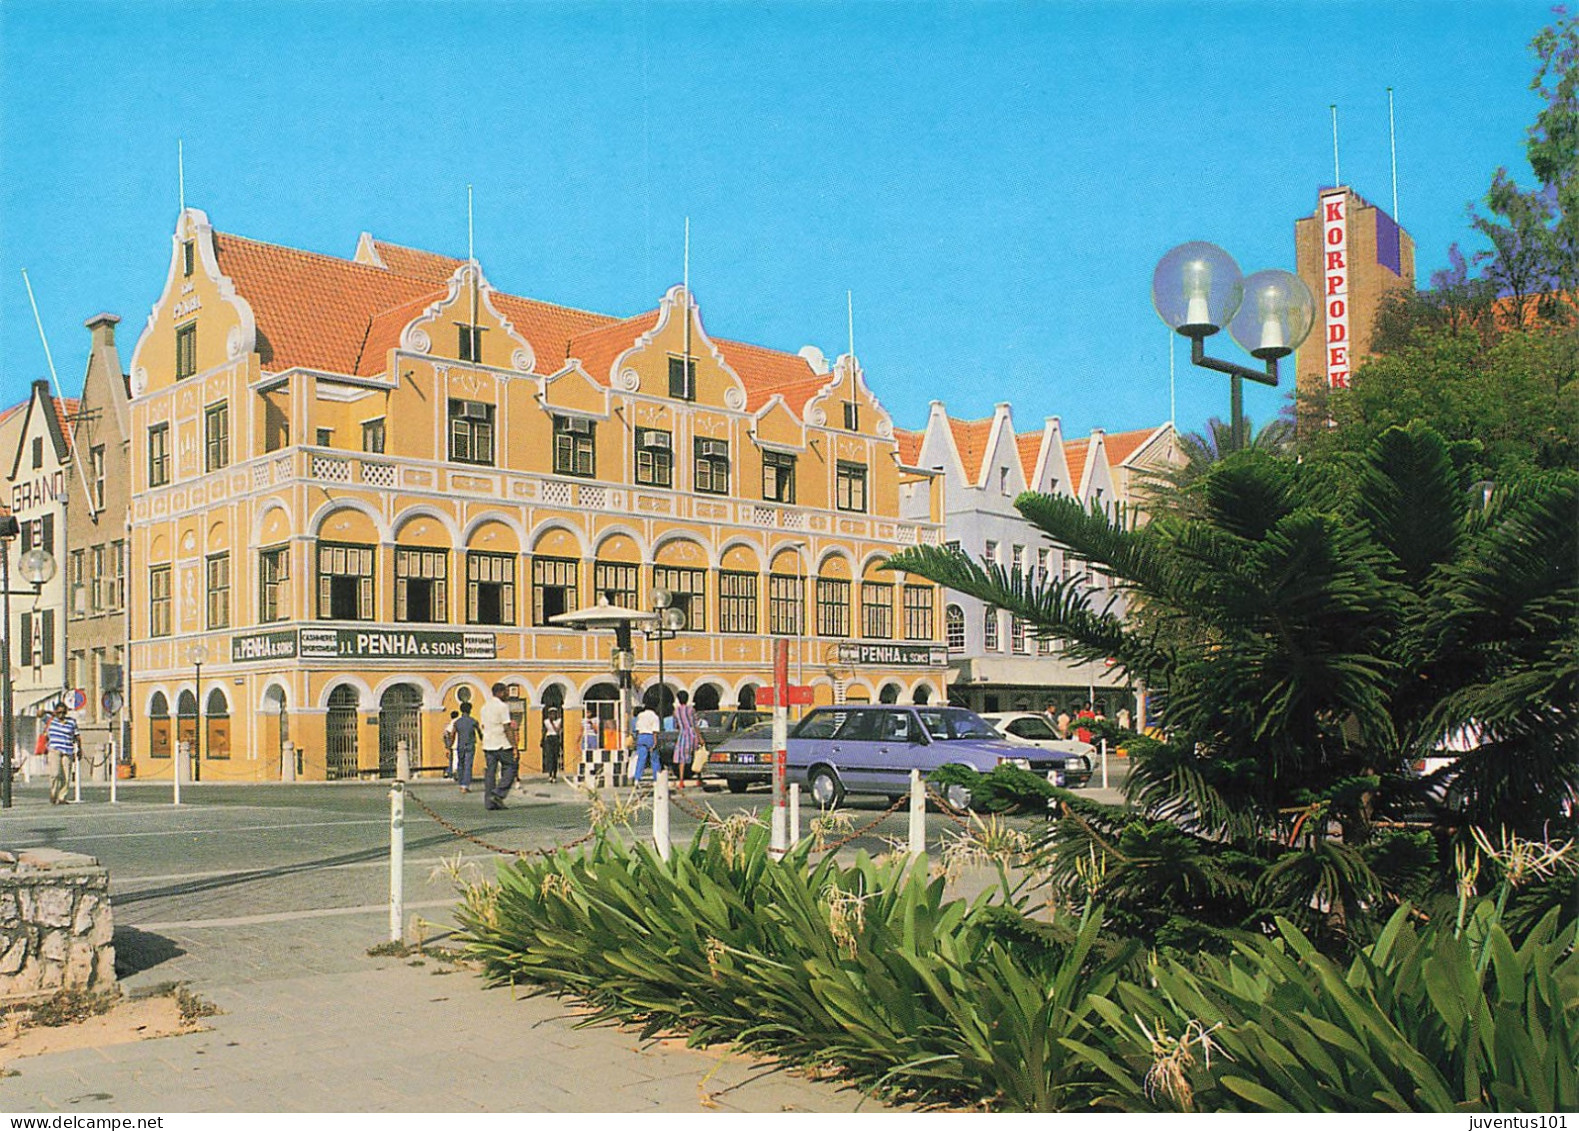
[672,690,699,788]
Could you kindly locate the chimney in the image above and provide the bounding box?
[85,312,120,349]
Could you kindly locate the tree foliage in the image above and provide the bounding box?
[887,424,1578,953]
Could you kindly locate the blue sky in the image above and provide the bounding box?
[0,1,1554,441]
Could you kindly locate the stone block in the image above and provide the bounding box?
[16,848,99,870]
[65,939,95,987]
[35,887,74,928]
[89,907,114,947]
[73,894,99,935]
[39,930,67,963]
[0,890,17,927]
[34,884,74,928]
[0,934,26,975]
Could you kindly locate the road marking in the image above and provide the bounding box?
[5,817,391,843]
[135,899,459,930]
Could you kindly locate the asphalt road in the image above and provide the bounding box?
[1,763,1130,988]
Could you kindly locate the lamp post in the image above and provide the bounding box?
[647,588,686,723]
[188,642,207,783]
[1151,242,1315,453]
[789,541,808,714]
[0,521,57,809]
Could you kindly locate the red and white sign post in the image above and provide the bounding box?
[770,638,789,858]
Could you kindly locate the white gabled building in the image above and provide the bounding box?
[896,400,1176,719]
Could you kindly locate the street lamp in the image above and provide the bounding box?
[647,588,686,723]
[1152,241,1314,452]
[188,642,207,783]
[0,519,56,808]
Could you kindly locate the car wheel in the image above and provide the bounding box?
[942,781,973,811]
[727,779,749,794]
[808,765,845,808]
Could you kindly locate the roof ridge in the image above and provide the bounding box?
[216,230,401,279]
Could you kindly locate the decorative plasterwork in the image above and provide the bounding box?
[803,353,895,440]
[605,285,749,410]
[129,208,258,400]
[403,262,536,373]
[315,382,380,404]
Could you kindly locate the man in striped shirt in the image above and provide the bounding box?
[46,703,80,805]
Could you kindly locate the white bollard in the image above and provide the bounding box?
[604,757,615,791]
[72,751,81,804]
[653,770,671,861]
[281,741,297,782]
[1100,739,1108,791]
[108,739,117,805]
[396,738,411,782]
[174,739,187,806]
[790,782,801,847]
[389,781,405,943]
[909,769,926,857]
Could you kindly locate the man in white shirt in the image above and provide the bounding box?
[633,704,661,784]
[479,683,518,811]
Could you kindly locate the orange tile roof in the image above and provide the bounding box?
[894,428,924,466]
[370,240,467,284]
[566,310,665,381]
[1064,438,1091,495]
[719,338,824,412]
[1102,426,1165,468]
[354,290,447,376]
[216,229,873,430]
[213,233,437,373]
[54,397,79,451]
[1016,431,1043,485]
[947,417,995,483]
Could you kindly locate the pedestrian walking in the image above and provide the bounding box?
[633,703,661,784]
[1116,706,1132,732]
[451,702,480,793]
[1056,708,1072,739]
[442,710,460,778]
[479,683,519,811]
[542,706,564,783]
[672,691,699,788]
[45,703,81,805]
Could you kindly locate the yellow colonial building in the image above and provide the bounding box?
[125,209,946,781]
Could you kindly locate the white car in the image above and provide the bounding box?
[977,712,1095,787]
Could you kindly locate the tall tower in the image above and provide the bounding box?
[1293,187,1415,415]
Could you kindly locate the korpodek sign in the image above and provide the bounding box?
[231,628,497,662]
[1321,188,1351,389]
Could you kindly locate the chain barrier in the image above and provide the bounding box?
[812,793,910,855]
[925,786,978,831]
[668,785,727,826]
[404,787,598,859]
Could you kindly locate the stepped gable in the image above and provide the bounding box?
[212,232,435,373]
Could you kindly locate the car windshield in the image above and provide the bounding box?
[1006,716,1059,740]
[916,708,1000,740]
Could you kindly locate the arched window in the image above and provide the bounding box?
[205,689,231,759]
[149,692,171,759]
[913,684,933,705]
[945,605,966,652]
[878,683,900,704]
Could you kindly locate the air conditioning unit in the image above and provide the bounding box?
[564,416,593,434]
[698,439,727,457]
[460,401,491,420]
[644,432,671,450]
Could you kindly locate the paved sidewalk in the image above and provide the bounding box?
[0,782,890,1114]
